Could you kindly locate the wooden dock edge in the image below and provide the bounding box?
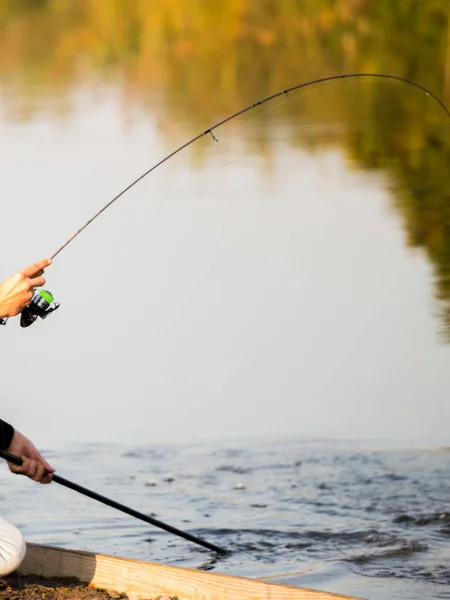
[20,543,365,600]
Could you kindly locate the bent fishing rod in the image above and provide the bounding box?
[3,71,450,329]
[0,449,228,554]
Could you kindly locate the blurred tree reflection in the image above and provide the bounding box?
[0,0,450,338]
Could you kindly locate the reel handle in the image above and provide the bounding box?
[0,289,59,328]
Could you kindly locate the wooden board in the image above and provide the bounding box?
[19,543,365,600]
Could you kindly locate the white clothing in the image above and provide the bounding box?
[0,516,26,576]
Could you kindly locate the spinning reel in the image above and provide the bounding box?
[0,289,59,328]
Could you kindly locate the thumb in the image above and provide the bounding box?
[42,458,55,473]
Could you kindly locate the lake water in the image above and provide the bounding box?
[0,3,450,599]
[2,437,450,600]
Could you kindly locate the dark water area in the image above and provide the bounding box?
[1,438,450,599]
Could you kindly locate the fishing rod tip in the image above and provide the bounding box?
[213,544,232,556]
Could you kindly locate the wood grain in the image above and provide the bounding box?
[20,543,365,600]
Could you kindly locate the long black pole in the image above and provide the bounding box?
[0,449,228,555]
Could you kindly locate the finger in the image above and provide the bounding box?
[9,457,30,475]
[30,269,44,278]
[25,459,38,479]
[21,259,52,278]
[7,462,23,474]
[27,461,37,479]
[41,471,53,484]
[27,449,54,473]
[27,275,46,288]
[33,463,46,483]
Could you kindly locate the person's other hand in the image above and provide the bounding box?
[6,430,54,484]
[0,258,51,318]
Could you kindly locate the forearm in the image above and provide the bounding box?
[0,419,14,450]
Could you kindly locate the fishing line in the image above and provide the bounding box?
[237,94,290,132]
[3,72,449,330]
[237,78,351,149]
[235,77,337,134]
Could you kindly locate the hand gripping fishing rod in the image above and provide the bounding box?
[0,449,228,554]
[5,72,450,330]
